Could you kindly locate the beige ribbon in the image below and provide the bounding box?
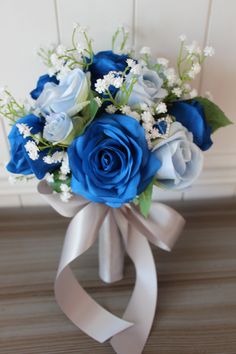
[38,181,185,354]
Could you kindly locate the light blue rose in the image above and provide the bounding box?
[123,68,167,108]
[43,112,73,143]
[152,122,203,189]
[36,68,90,116]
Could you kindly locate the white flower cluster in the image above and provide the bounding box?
[105,105,117,114]
[45,170,73,202]
[139,107,172,148]
[120,105,140,121]
[16,123,32,138]
[49,52,72,80]
[43,151,70,180]
[95,72,123,94]
[188,62,201,79]
[45,172,54,183]
[24,141,39,160]
[126,59,142,75]
[184,38,215,58]
[183,39,215,81]
[43,151,65,164]
[150,36,215,101]
[157,57,169,67]
[60,153,70,176]
[172,87,182,98]
[38,41,84,81]
[164,67,178,87]
[185,41,202,55]
[59,183,73,202]
[156,102,167,114]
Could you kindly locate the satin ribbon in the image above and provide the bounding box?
[38,181,185,354]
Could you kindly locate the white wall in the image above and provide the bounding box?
[0,0,236,207]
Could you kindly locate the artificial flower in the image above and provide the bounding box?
[35,68,90,116]
[30,74,59,100]
[68,114,160,207]
[124,68,167,108]
[7,115,59,179]
[43,112,73,143]
[89,51,128,88]
[153,122,203,189]
[170,100,213,151]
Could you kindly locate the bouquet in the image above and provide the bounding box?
[0,25,232,353]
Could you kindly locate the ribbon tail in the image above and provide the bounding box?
[99,211,125,283]
[111,212,157,354]
[54,203,133,343]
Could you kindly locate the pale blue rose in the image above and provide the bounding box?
[123,68,167,108]
[36,68,90,116]
[152,122,203,189]
[43,112,73,143]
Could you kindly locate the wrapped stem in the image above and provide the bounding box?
[98,211,125,283]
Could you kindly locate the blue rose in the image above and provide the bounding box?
[68,113,160,207]
[7,114,59,179]
[43,112,73,143]
[170,100,213,151]
[89,51,128,88]
[30,74,59,100]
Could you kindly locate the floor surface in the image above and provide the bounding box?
[0,202,236,354]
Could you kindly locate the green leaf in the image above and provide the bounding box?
[195,96,233,133]
[137,179,155,218]
[55,95,99,147]
[73,96,99,138]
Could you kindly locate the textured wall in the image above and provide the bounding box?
[0,0,236,207]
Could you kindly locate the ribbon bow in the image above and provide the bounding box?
[38,181,185,354]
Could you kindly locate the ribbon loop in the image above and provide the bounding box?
[124,202,185,251]
[38,181,185,353]
[55,203,133,343]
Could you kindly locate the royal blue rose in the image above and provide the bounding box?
[89,51,128,88]
[7,114,59,179]
[170,100,213,151]
[30,74,59,100]
[68,114,161,207]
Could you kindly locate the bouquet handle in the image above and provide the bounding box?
[98,211,125,283]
